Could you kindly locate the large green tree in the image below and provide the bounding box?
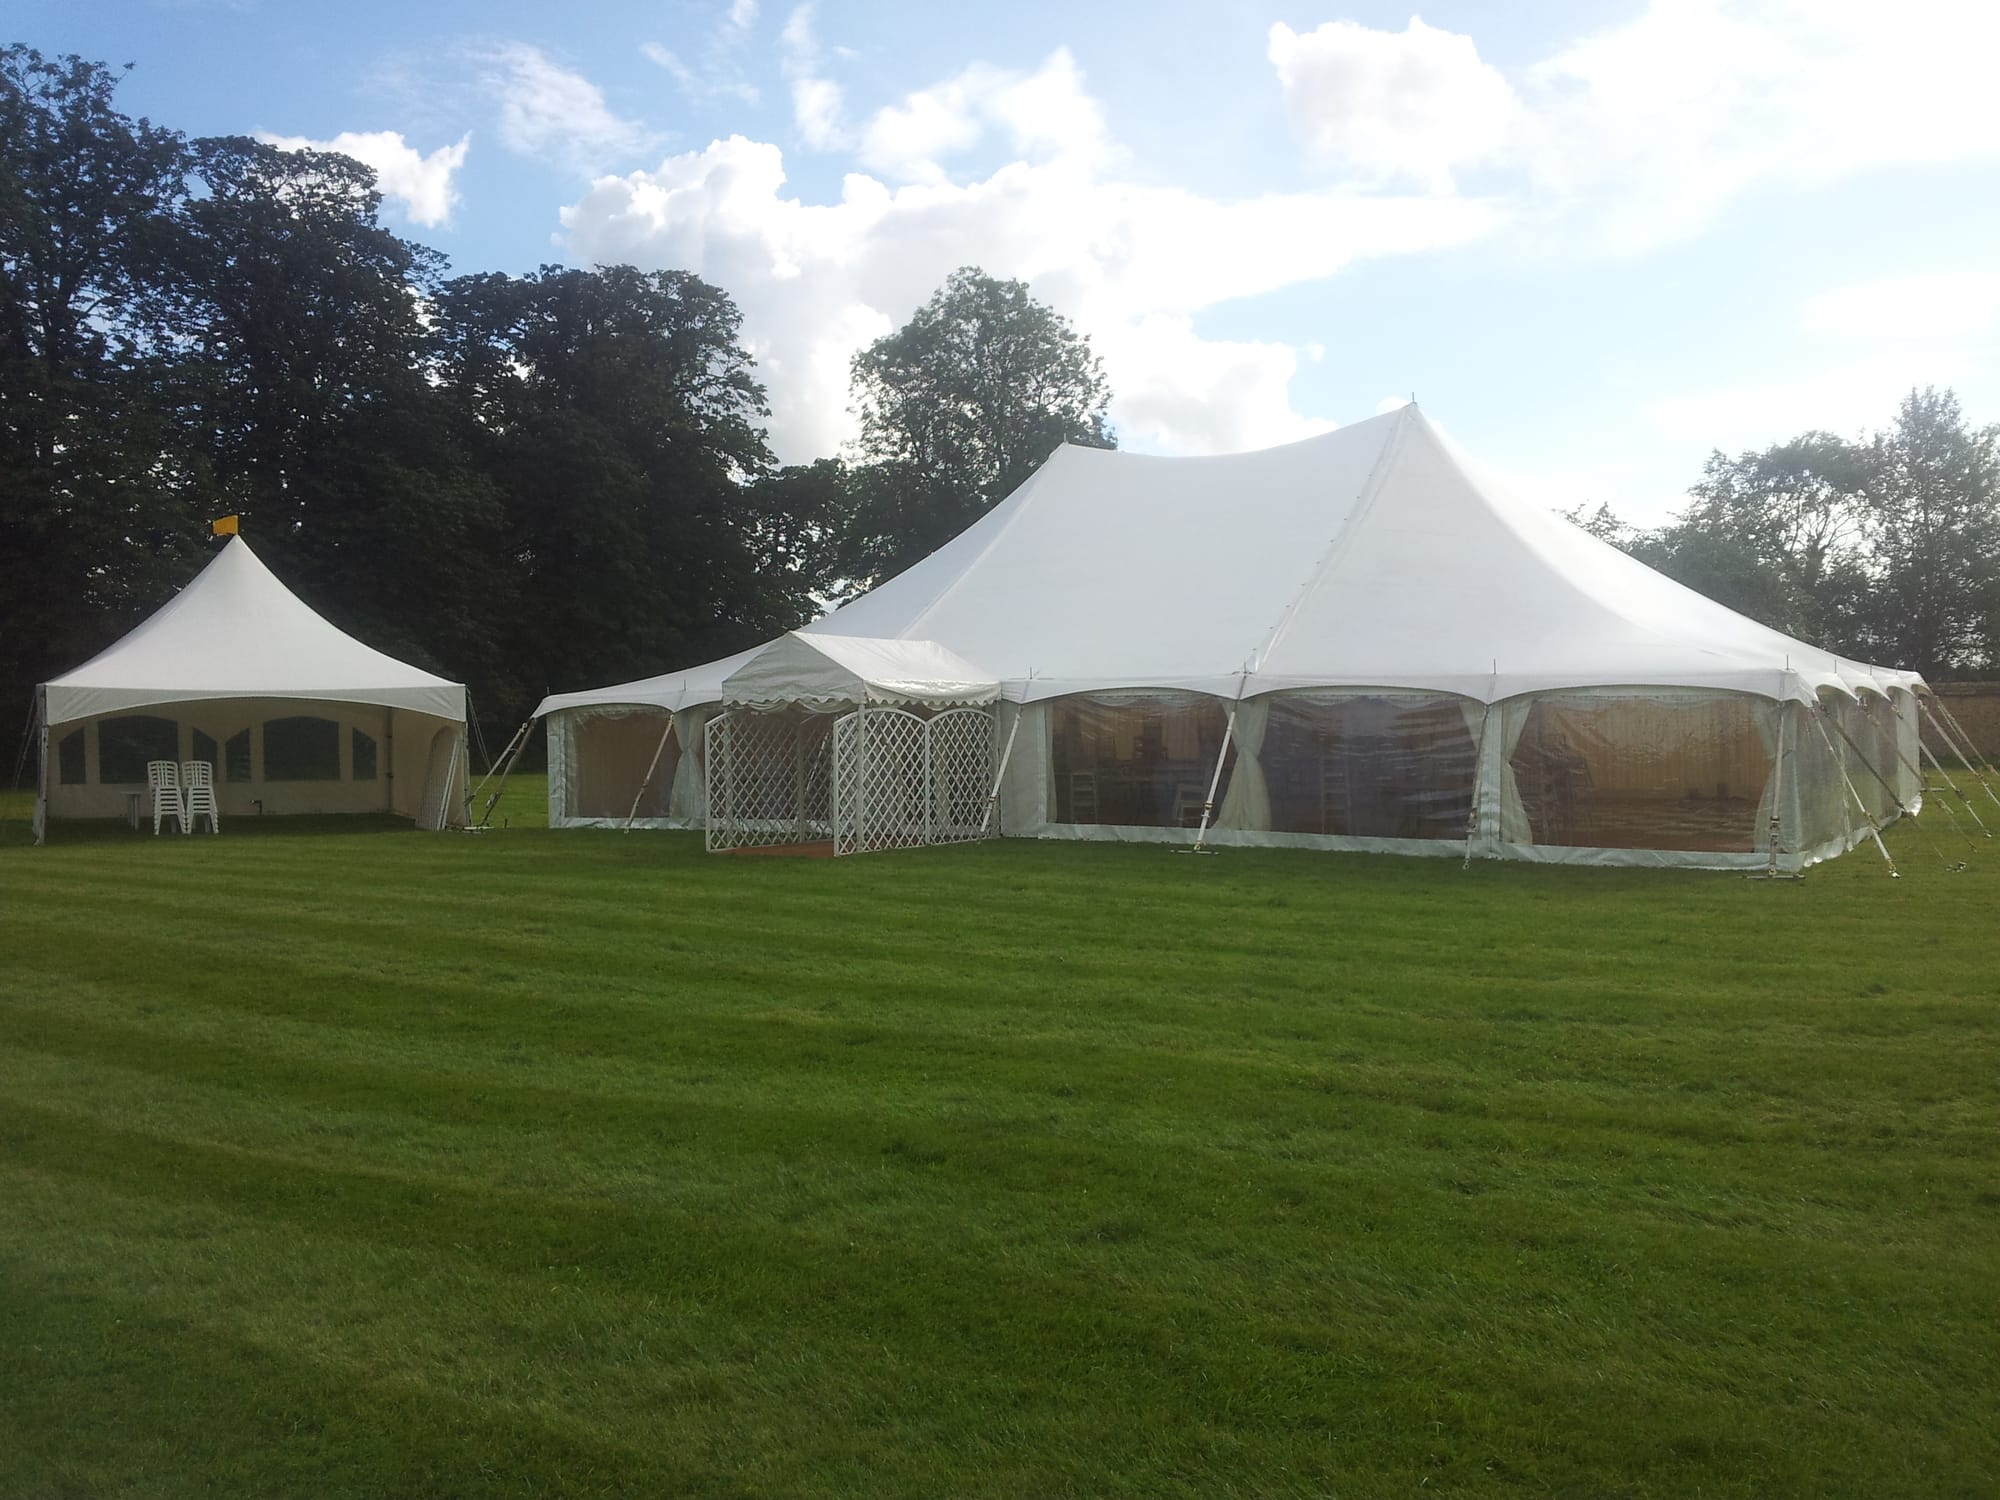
[430,264,821,708]
[842,267,1113,586]
[151,135,507,698]
[1852,387,2000,677]
[0,46,197,735]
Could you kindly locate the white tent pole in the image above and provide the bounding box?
[1191,701,1238,853]
[1822,708,1957,869]
[1930,693,2000,784]
[1917,732,1990,839]
[470,715,536,829]
[621,716,677,833]
[1861,701,1979,850]
[1810,707,1898,877]
[979,707,1023,839]
[1462,700,1493,870]
[1764,703,1788,879]
[1919,695,2000,812]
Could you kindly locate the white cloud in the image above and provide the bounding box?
[257,129,470,227]
[1271,1,2000,252]
[643,1,762,107]
[1269,18,1518,191]
[852,49,1114,185]
[781,3,849,150]
[1645,351,1982,447]
[475,42,656,174]
[560,123,1497,461]
[1803,272,2000,342]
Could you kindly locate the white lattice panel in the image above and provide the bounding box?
[928,707,994,843]
[834,708,928,855]
[706,710,836,851]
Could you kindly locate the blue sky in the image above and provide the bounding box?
[15,0,2000,523]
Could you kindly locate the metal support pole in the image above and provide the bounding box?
[1919,695,2000,812]
[1463,700,1493,870]
[1764,703,1788,879]
[1190,702,1238,853]
[1931,694,2000,782]
[471,716,536,829]
[621,716,677,832]
[1918,733,1990,839]
[1810,708,1897,876]
[1860,702,1979,851]
[1823,708,1958,870]
[979,707,1024,839]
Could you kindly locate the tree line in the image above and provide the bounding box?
[6,44,1996,767]
[1,46,1111,750]
[1567,388,2000,680]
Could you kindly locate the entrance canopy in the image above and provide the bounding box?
[721,633,1001,711]
[42,537,464,727]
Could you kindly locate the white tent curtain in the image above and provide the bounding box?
[1479,698,1533,848]
[671,708,707,822]
[1214,695,1272,831]
[1750,698,1784,862]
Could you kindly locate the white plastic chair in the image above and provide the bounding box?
[146,760,185,835]
[181,759,220,834]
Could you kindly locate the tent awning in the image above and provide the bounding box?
[721,633,1000,709]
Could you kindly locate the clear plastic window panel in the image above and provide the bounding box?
[1048,695,1232,828]
[1258,694,1476,840]
[567,709,678,820]
[1510,694,1771,852]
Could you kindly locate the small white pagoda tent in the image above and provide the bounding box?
[35,537,469,840]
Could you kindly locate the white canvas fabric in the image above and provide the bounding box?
[534,405,1915,720]
[533,405,1925,866]
[43,537,465,726]
[36,538,469,840]
[721,633,1000,709]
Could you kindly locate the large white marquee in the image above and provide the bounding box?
[538,406,1931,870]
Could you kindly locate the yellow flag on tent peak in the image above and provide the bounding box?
[211,515,240,537]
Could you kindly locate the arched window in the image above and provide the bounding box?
[352,728,378,781]
[225,729,252,782]
[263,717,341,781]
[58,729,87,785]
[98,716,179,784]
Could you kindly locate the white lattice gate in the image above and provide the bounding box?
[831,705,996,857]
[704,709,836,852]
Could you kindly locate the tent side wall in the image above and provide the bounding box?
[551,681,1920,873]
[984,686,1910,872]
[546,705,712,829]
[41,696,464,826]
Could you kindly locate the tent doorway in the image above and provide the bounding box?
[416,725,463,831]
[705,705,995,856]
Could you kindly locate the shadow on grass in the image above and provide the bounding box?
[30,813,431,846]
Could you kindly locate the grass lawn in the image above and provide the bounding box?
[2,775,1998,1497]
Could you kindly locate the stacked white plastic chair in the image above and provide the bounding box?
[181,759,220,834]
[146,760,185,835]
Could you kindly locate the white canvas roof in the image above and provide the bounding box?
[537,405,1919,717]
[721,632,1000,709]
[42,537,466,727]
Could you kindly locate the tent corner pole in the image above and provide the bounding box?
[979,705,1024,840]
[622,715,677,832]
[1190,701,1238,854]
[1810,706,1898,877]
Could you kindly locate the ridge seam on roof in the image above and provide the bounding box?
[1248,406,1414,675]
